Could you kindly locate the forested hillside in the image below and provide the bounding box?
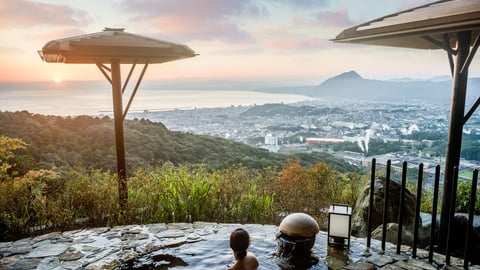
[0,111,358,174]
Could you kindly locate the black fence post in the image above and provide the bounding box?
[429,165,441,264]
[446,166,459,265]
[413,163,424,258]
[381,160,391,251]
[464,169,478,269]
[397,161,408,254]
[367,158,376,249]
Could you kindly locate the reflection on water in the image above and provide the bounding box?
[121,254,188,269]
[117,225,367,270]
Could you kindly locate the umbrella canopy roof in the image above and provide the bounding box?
[332,0,480,50]
[38,28,197,64]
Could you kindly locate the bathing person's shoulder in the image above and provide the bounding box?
[227,252,259,270]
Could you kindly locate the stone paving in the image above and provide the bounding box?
[0,222,478,270]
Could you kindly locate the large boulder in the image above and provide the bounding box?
[371,223,414,245]
[433,213,480,264]
[351,177,419,238]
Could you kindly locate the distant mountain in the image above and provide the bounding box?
[313,71,480,104]
[257,71,480,104]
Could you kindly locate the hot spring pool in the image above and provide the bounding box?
[116,223,369,270]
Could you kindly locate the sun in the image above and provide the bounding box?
[53,77,62,84]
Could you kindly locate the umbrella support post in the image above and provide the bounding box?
[110,59,129,216]
[96,60,150,218]
[438,31,471,252]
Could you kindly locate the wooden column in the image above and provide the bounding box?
[110,59,128,213]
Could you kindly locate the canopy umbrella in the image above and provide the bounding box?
[332,0,479,254]
[39,28,197,213]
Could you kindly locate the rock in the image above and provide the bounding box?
[406,258,437,270]
[24,242,70,258]
[325,254,348,270]
[8,243,32,255]
[344,262,375,270]
[146,223,168,234]
[393,260,422,270]
[436,213,480,265]
[85,256,121,270]
[59,250,85,261]
[32,232,62,243]
[136,241,162,254]
[366,254,393,267]
[371,223,414,246]
[0,255,21,269]
[117,249,138,262]
[155,229,185,239]
[351,177,419,238]
[36,256,60,270]
[10,258,42,270]
[167,223,193,231]
[380,264,404,270]
[82,245,104,253]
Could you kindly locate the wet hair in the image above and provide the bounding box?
[230,228,250,259]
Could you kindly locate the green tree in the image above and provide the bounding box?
[0,135,27,181]
[456,180,480,214]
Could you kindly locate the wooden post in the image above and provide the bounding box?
[439,31,471,250]
[110,59,128,214]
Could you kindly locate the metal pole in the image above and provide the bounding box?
[464,169,478,269]
[429,165,441,264]
[439,31,471,251]
[397,161,407,254]
[111,59,128,214]
[446,167,459,265]
[413,163,424,257]
[381,160,391,251]
[367,158,376,248]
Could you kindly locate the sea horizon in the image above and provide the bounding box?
[0,81,313,117]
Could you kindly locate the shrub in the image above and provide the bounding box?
[0,134,363,241]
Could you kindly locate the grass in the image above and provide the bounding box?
[0,160,366,242]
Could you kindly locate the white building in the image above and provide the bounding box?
[264,134,278,146]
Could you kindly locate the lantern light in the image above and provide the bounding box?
[327,204,352,249]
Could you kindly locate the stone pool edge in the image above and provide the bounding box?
[0,222,478,270]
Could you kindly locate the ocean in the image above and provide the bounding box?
[0,81,312,116]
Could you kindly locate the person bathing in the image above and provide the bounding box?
[228,228,259,270]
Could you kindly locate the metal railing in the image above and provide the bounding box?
[365,158,478,269]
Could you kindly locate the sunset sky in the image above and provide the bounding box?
[1,0,479,85]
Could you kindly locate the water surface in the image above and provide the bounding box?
[118,224,369,270]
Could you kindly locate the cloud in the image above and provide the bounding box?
[32,28,88,43]
[256,27,331,51]
[274,0,329,9]
[0,0,91,27]
[313,9,353,27]
[399,0,436,10]
[0,46,23,54]
[120,0,261,42]
[264,36,330,51]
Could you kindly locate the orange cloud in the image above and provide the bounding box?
[120,0,258,42]
[0,0,91,27]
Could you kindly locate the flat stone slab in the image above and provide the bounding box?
[367,254,394,267]
[24,242,70,258]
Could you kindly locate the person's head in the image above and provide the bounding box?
[230,228,250,259]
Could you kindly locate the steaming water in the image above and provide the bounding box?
[117,225,369,270]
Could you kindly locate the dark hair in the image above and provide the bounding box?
[230,228,250,259]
